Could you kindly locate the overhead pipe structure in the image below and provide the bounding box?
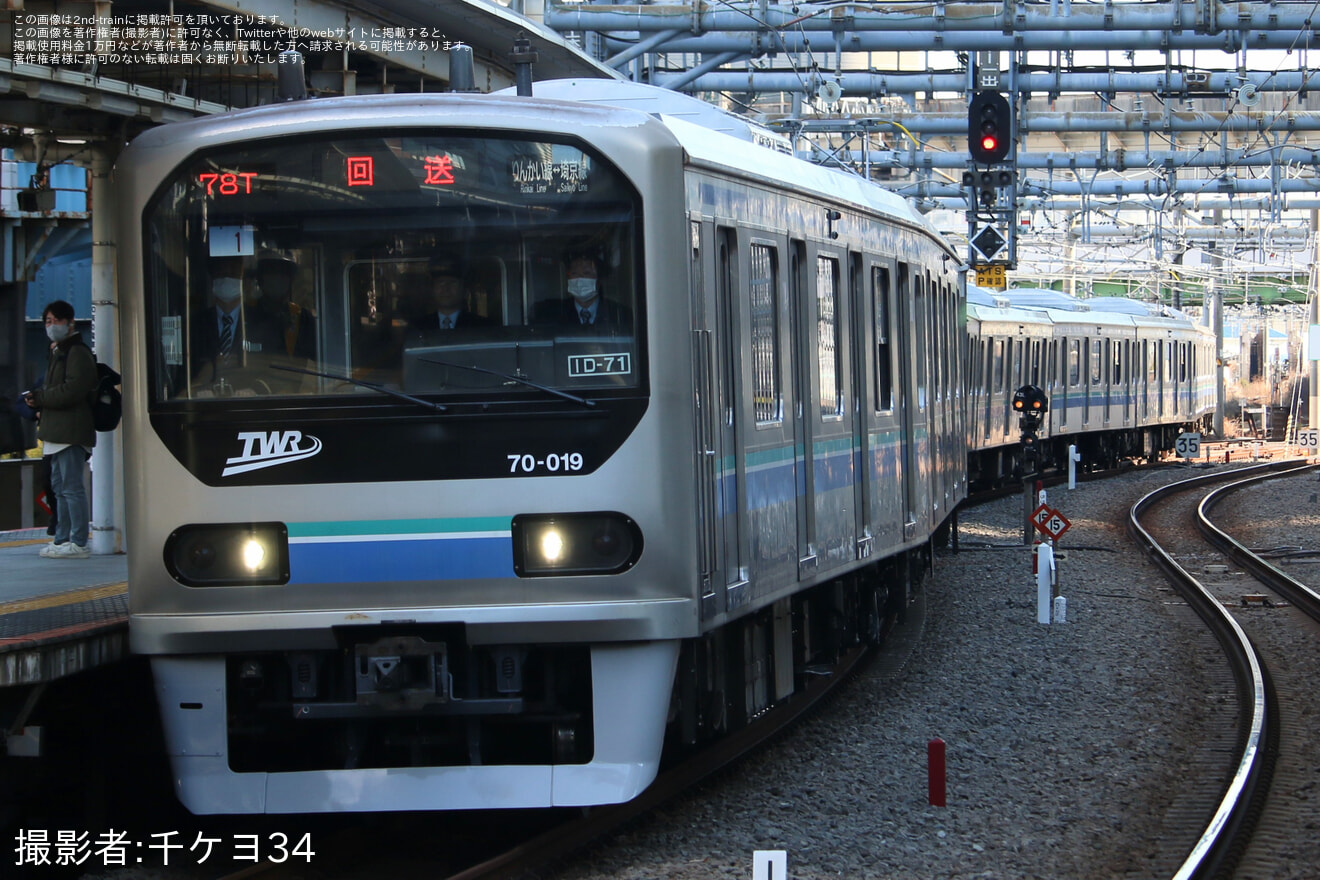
[544,1,1320,235]
[891,175,1320,200]
[800,148,1320,171]
[547,1,1320,55]
[683,70,1320,97]
[781,109,1320,135]
[548,1,1320,37]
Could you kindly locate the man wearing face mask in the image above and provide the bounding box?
[533,251,633,330]
[22,300,96,558]
[191,256,254,392]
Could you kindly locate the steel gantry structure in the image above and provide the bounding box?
[534,0,1320,297]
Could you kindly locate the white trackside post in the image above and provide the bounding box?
[1037,542,1054,624]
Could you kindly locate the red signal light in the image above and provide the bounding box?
[968,92,1012,164]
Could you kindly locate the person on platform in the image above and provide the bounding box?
[23,300,95,558]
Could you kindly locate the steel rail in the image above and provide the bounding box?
[1197,464,1320,619]
[1128,460,1309,879]
[444,634,886,880]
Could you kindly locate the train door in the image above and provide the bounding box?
[744,236,796,594]
[1182,344,1191,418]
[795,245,854,573]
[714,226,748,607]
[866,259,903,548]
[1066,337,1081,432]
[1159,340,1168,418]
[1136,340,1146,421]
[692,221,723,616]
[1103,338,1113,423]
[789,240,816,576]
[849,253,873,561]
[1124,339,1134,425]
[897,263,930,542]
[1083,336,1095,426]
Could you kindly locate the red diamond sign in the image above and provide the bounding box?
[1031,504,1071,541]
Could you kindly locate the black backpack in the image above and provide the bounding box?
[89,361,122,432]
[70,340,122,432]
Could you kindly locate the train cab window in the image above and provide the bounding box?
[817,256,842,420]
[750,243,782,424]
[872,266,893,412]
[141,132,644,404]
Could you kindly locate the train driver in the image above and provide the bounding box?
[251,250,316,362]
[190,255,252,394]
[406,257,496,343]
[533,251,633,330]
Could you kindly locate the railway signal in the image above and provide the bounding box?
[968,91,1012,165]
[1012,384,1049,467]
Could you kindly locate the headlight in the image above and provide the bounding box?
[511,512,642,577]
[165,523,289,587]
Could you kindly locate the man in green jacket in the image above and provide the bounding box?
[23,300,97,558]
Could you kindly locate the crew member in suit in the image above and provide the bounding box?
[406,257,496,344]
[533,252,633,330]
[191,255,254,393]
[250,250,316,362]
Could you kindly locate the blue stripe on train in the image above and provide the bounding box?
[287,536,515,584]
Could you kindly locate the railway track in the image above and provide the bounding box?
[215,591,929,880]
[1128,458,1318,879]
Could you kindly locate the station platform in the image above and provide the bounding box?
[0,528,128,688]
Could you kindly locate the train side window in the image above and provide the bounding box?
[872,266,893,412]
[992,339,1004,392]
[750,243,782,425]
[1090,339,1102,386]
[1067,338,1081,387]
[817,255,842,420]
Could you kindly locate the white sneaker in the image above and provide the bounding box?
[38,542,60,557]
[49,542,91,558]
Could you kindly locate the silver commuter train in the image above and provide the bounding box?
[117,80,967,814]
[966,286,1216,485]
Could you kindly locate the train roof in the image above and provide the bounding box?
[968,285,1209,336]
[522,80,940,238]
[503,79,793,153]
[999,288,1085,311]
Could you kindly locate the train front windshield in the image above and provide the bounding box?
[142,132,644,404]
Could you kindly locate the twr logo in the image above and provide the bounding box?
[222,431,323,477]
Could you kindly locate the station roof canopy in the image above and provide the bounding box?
[0,0,617,146]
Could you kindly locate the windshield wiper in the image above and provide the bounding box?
[270,364,447,412]
[417,358,596,408]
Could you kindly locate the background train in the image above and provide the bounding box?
[967,286,1216,486]
[115,80,1211,815]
